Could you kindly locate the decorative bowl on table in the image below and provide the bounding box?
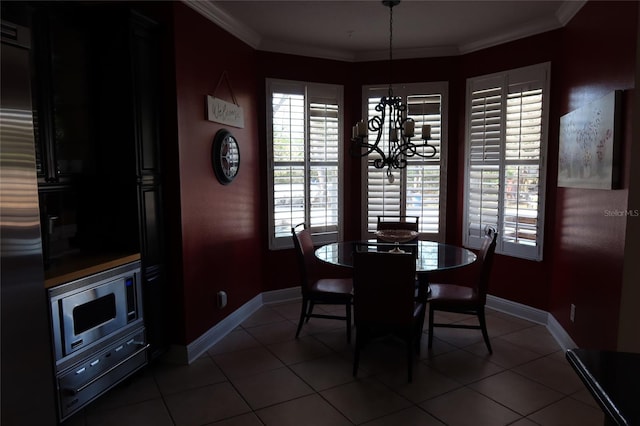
[374,229,418,252]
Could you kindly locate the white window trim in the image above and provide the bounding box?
[266,78,344,250]
[360,81,448,242]
[462,62,550,261]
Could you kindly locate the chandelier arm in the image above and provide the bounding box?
[350,137,384,158]
[398,140,438,158]
[369,103,386,132]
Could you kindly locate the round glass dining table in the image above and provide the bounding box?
[315,240,477,273]
[316,240,477,299]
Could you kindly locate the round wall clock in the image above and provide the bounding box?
[211,129,240,185]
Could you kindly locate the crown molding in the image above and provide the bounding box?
[183,0,587,62]
[556,0,588,25]
[259,38,357,62]
[459,15,564,55]
[355,45,461,62]
[182,0,261,49]
[259,41,460,63]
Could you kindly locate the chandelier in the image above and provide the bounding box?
[350,0,436,183]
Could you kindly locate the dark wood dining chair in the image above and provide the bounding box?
[427,226,498,353]
[292,223,353,342]
[352,242,426,382]
[377,215,421,292]
[376,215,419,241]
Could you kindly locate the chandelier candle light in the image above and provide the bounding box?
[351,0,436,183]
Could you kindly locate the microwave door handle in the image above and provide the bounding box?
[65,343,149,395]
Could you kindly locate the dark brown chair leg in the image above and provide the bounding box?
[346,301,352,343]
[353,328,364,377]
[478,308,492,354]
[305,301,315,323]
[406,336,413,383]
[414,318,422,355]
[428,305,435,348]
[296,298,308,338]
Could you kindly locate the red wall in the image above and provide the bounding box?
[549,1,637,350]
[172,4,263,343]
[165,1,636,348]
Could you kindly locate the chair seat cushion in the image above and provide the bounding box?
[428,283,478,306]
[312,277,353,296]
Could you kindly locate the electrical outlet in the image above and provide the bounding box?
[217,291,228,309]
[570,304,576,322]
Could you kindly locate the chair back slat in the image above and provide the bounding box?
[376,215,419,232]
[353,246,416,326]
[292,224,317,292]
[376,216,419,243]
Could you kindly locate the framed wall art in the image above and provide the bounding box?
[558,90,622,189]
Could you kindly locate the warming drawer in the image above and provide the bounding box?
[56,328,148,421]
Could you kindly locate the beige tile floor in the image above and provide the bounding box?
[64,301,605,426]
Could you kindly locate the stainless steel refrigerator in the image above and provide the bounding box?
[1,19,57,424]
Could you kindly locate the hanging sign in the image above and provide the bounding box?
[206,71,245,128]
[207,95,244,128]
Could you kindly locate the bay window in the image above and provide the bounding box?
[266,79,344,249]
[362,82,448,241]
[463,62,550,261]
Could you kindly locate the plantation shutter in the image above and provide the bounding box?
[267,79,343,249]
[271,90,306,241]
[466,77,502,248]
[502,76,544,258]
[405,94,443,234]
[364,83,447,240]
[308,95,340,237]
[464,63,548,261]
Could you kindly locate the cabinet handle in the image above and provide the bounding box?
[144,265,162,282]
[65,343,149,395]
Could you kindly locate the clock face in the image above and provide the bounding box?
[212,129,240,184]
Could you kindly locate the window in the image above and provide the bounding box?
[266,79,344,250]
[362,82,448,241]
[463,63,550,261]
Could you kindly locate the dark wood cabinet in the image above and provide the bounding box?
[32,5,101,185]
[129,12,170,360]
[31,4,169,358]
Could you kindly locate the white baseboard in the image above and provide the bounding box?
[547,313,578,351]
[165,293,264,364]
[167,288,575,364]
[487,294,577,351]
[486,294,548,325]
[262,286,301,304]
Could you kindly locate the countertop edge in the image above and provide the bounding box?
[44,253,141,289]
[565,349,628,426]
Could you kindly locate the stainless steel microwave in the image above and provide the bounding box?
[48,261,143,362]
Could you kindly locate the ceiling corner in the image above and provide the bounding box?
[555,0,588,26]
[181,0,262,49]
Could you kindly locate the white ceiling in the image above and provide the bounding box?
[184,0,586,62]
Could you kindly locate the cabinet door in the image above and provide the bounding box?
[138,185,163,265]
[138,184,168,358]
[131,12,161,184]
[141,262,167,360]
[32,6,100,184]
[130,12,169,359]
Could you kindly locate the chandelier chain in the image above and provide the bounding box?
[350,0,436,181]
[388,3,393,95]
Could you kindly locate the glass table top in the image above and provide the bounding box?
[315,240,477,273]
